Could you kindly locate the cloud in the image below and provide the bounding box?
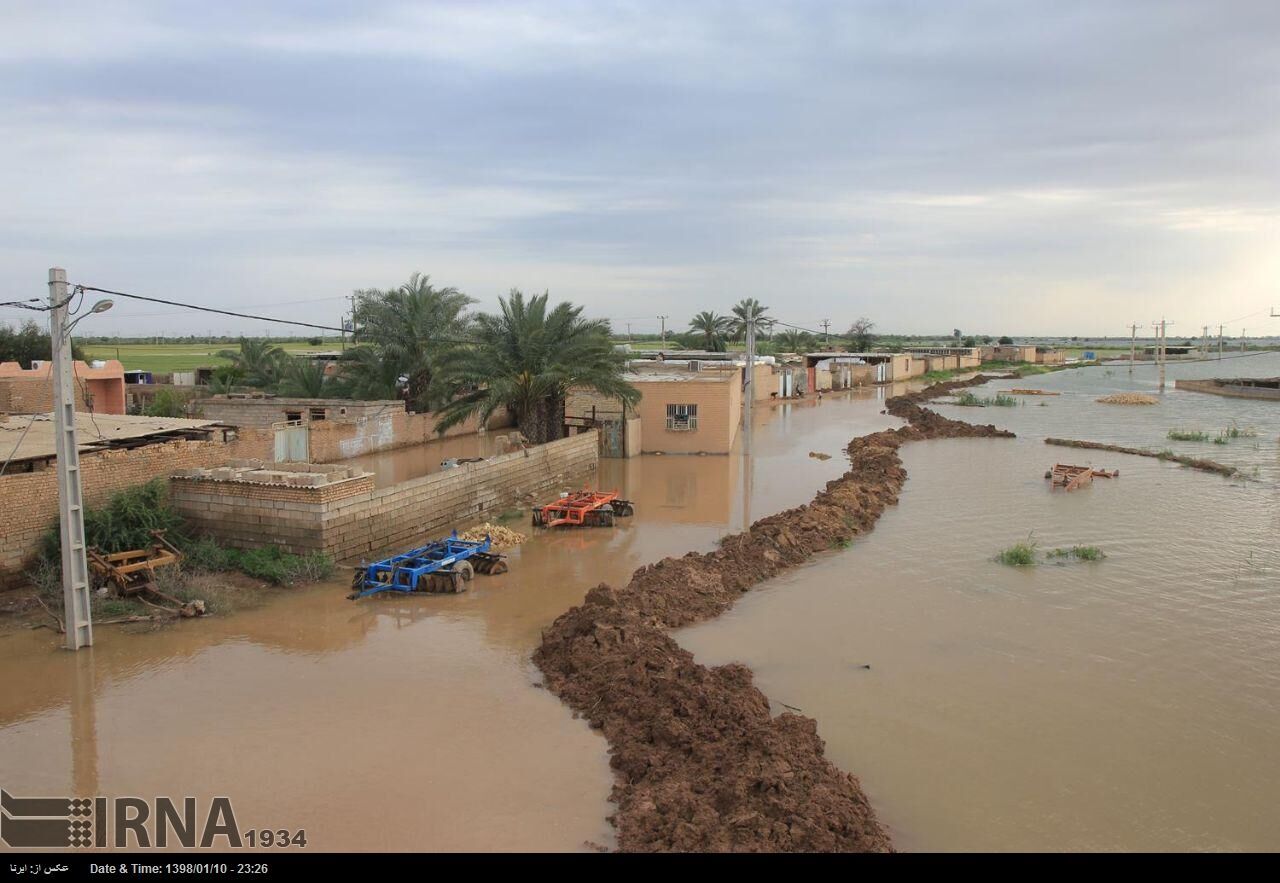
[1,0,1277,336]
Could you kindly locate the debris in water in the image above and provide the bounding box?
[808,451,832,460]
[1097,393,1159,405]
[1009,388,1059,396]
[458,523,528,550]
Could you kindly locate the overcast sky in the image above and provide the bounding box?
[1,0,1277,338]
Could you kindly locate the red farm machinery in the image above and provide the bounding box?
[532,489,635,528]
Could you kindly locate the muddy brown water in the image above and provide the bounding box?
[0,389,897,852]
[680,355,1280,851]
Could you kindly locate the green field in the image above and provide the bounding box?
[81,342,343,373]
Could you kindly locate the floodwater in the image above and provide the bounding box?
[340,430,514,487]
[0,388,897,852]
[680,353,1280,851]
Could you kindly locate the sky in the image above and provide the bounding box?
[1,0,1277,339]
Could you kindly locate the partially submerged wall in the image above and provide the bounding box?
[170,431,599,561]
[306,407,512,462]
[0,429,274,589]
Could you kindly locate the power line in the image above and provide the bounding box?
[72,284,477,344]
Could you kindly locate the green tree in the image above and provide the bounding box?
[143,388,191,417]
[730,299,773,341]
[776,329,812,352]
[435,290,639,444]
[998,335,1013,345]
[206,365,243,394]
[351,272,474,410]
[277,358,329,398]
[687,311,732,351]
[331,345,405,401]
[847,317,876,351]
[215,339,287,388]
[0,320,85,365]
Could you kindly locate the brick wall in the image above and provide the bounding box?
[0,429,274,589]
[634,377,740,454]
[170,431,600,562]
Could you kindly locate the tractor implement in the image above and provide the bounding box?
[348,531,507,599]
[532,489,635,528]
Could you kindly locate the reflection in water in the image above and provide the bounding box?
[680,358,1280,851]
[0,388,897,851]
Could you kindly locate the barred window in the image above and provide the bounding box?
[665,403,698,431]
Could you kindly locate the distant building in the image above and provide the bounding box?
[0,359,126,415]
[198,393,403,428]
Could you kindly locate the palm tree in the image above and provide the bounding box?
[435,290,639,444]
[730,298,773,341]
[206,365,242,394]
[776,329,812,353]
[215,339,287,388]
[330,345,405,402]
[687,311,732,352]
[277,358,328,398]
[352,272,474,410]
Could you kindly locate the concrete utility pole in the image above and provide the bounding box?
[349,294,358,341]
[1241,329,1246,353]
[1218,324,1224,359]
[49,269,93,651]
[821,319,830,345]
[1152,318,1172,392]
[744,314,756,430]
[657,315,668,345]
[1128,323,1138,373]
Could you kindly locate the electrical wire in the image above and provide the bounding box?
[0,413,41,477]
[72,283,479,345]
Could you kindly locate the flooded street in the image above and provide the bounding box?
[680,355,1280,851]
[5,356,1278,851]
[0,389,896,852]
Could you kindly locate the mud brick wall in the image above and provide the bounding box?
[0,429,274,589]
[168,431,599,561]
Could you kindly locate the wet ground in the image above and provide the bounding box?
[0,387,898,852]
[679,354,1280,851]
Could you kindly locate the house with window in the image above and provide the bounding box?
[630,371,742,454]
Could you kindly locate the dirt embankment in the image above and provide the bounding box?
[534,376,1013,853]
[1045,437,1239,477]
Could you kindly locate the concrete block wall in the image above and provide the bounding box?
[168,431,599,562]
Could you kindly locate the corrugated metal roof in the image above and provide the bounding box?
[0,413,223,464]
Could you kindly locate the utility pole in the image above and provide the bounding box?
[744,313,756,431]
[1152,318,1172,392]
[658,315,668,346]
[349,294,358,342]
[49,269,93,651]
[1241,329,1246,353]
[626,322,632,342]
[1128,323,1138,374]
[1218,324,1224,359]
[820,319,830,346]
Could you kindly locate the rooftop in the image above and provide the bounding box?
[0,412,225,465]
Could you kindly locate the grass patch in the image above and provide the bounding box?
[996,539,1038,567]
[955,391,1020,407]
[183,536,333,585]
[1047,545,1106,562]
[1167,429,1210,442]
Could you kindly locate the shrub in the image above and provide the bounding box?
[41,480,186,563]
[997,540,1037,567]
[1167,429,1209,442]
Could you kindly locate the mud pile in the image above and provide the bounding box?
[534,377,1014,852]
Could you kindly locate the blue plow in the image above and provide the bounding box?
[348,531,507,599]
